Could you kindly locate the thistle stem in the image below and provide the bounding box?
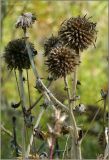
[50,137,55,160]
[26,69,31,109]
[103,97,107,150]
[72,68,77,108]
[25,107,45,158]
[14,69,21,100]
[104,143,109,159]
[26,40,68,112]
[62,135,70,159]
[27,80,52,112]
[12,117,19,157]
[64,76,81,159]
[64,76,72,109]
[18,70,26,158]
[103,97,107,129]
[72,48,80,108]
[19,70,26,113]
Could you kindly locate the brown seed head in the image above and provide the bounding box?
[4,38,37,70]
[44,35,59,56]
[58,15,97,51]
[46,46,80,78]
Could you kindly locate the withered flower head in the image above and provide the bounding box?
[46,109,67,147]
[58,15,97,51]
[15,12,36,29]
[46,46,80,78]
[4,38,37,70]
[44,35,59,56]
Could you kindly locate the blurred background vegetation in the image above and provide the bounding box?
[1,0,108,159]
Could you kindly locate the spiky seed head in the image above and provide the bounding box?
[46,46,80,79]
[4,38,37,70]
[44,35,59,56]
[58,15,97,51]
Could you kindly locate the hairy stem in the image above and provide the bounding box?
[27,80,52,112]
[26,69,31,109]
[14,69,21,100]
[19,70,26,112]
[26,40,68,112]
[50,137,55,160]
[12,117,19,157]
[103,98,107,150]
[64,76,81,159]
[104,143,109,159]
[25,107,45,158]
[19,70,26,158]
[62,135,70,159]
[103,97,107,128]
[26,84,55,157]
[71,48,80,108]
[72,68,77,108]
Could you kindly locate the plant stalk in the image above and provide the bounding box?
[50,137,55,160]
[64,76,81,159]
[26,40,68,112]
[27,80,52,112]
[12,117,19,157]
[19,70,26,158]
[25,107,45,158]
[103,97,107,150]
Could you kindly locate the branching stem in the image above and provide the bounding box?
[25,40,68,112]
[25,107,45,158]
[27,80,52,112]
[64,76,81,159]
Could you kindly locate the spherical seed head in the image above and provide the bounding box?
[44,35,59,56]
[46,46,80,79]
[58,15,97,51]
[4,38,37,70]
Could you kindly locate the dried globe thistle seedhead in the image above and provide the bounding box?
[15,12,36,30]
[4,38,37,70]
[58,15,97,51]
[44,35,59,56]
[46,46,80,79]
